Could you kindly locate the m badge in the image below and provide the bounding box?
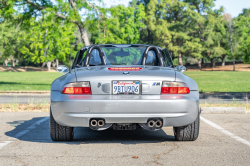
[152,82,160,86]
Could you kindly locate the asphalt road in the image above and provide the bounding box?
[0,95,248,104]
[0,113,250,165]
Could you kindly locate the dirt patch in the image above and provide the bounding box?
[200,103,250,113]
[186,64,250,71]
[0,104,50,112]
[0,66,57,72]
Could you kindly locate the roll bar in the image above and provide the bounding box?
[141,46,164,66]
[83,46,107,67]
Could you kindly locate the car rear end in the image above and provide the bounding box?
[50,66,199,131]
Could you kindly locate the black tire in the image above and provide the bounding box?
[50,109,74,141]
[173,112,200,141]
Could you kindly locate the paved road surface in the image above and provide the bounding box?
[0,95,248,104]
[0,113,250,165]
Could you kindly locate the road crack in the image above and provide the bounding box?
[151,142,179,166]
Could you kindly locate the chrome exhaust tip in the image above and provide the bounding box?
[90,120,97,127]
[155,120,162,128]
[98,120,104,127]
[148,120,155,127]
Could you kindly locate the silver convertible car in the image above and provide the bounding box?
[50,44,200,141]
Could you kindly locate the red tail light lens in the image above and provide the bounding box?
[108,67,142,71]
[61,82,91,95]
[62,87,91,94]
[161,82,190,94]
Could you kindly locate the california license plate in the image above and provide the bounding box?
[113,81,140,95]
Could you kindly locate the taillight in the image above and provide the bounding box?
[161,82,190,94]
[108,67,142,71]
[61,82,91,95]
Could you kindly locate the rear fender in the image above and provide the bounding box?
[51,72,76,91]
[175,72,199,91]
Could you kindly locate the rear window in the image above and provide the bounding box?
[102,47,146,65]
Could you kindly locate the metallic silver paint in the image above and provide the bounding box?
[50,91,199,127]
[50,65,199,129]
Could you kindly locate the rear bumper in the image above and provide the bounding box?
[51,91,199,127]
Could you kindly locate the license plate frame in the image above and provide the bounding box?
[112,80,141,95]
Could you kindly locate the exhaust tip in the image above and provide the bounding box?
[91,120,97,126]
[148,120,155,127]
[98,120,104,127]
[155,120,162,128]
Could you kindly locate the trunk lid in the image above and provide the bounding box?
[75,66,175,95]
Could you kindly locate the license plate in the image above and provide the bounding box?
[113,81,140,95]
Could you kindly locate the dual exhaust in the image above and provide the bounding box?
[148,119,163,128]
[90,119,105,127]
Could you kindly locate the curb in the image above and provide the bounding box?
[199,92,249,100]
[200,107,247,114]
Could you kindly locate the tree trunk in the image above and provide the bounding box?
[222,55,226,66]
[213,60,216,68]
[4,60,8,66]
[78,24,90,46]
[211,58,219,68]
[233,59,235,71]
[41,62,46,68]
[47,62,51,71]
[211,58,215,68]
[56,59,59,68]
[11,59,15,67]
[178,51,183,66]
[198,59,202,70]
[202,58,204,64]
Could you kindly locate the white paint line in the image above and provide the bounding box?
[0,116,49,149]
[11,116,49,140]
[200,116,250,147]
[0,141,12,149]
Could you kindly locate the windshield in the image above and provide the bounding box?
[102,47,146,65]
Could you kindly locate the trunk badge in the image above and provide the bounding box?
[123,72,130,75]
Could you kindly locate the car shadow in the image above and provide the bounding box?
[5,116,176,145]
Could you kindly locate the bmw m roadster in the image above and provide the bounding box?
[50,44,200,141]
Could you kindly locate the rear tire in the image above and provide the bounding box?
[173,112,200,141]
[50,109,74,141]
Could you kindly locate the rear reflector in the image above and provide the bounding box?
[108,67,142,71]
[161,81,190,94]
[61,82,91,95]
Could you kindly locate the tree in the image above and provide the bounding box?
[202,9,227,68]
[166,0,202,66]
[0,18,26,65]
[235,9,250,64]
[137,0,172,48]
[1,0,107,46]
[87,4,146,44]
[184,0,215,69]
[20,14,83,66]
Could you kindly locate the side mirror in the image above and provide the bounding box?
[56,65,69,74]
[174,65,186,73]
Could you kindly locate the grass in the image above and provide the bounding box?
[185,71,250,92]
[0,72,61,91]
[0,71,249,92]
